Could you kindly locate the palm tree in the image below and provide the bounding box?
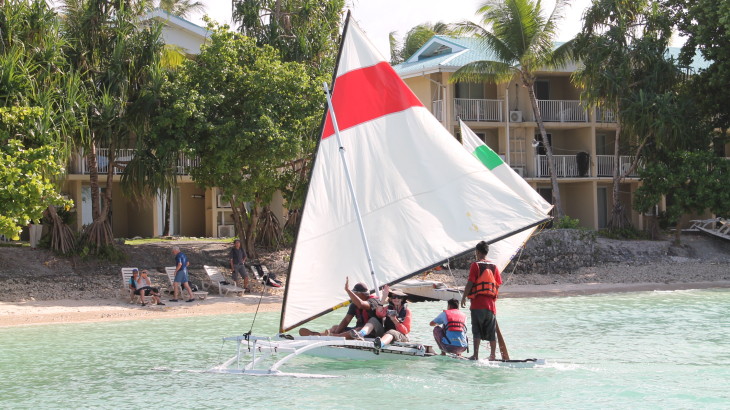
[450,0,573,219]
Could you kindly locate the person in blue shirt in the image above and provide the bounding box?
[171,246,195,302]
[429,298,468,356]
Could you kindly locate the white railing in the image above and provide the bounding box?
[454,98,503,122]
[73,148,199,176]
[432,100,443,122]
[596,155,639,177]
[537,100,588,122]
[536,155,580,177]
[595,107,617,123]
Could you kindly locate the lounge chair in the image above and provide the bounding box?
[202,265,245,296]
[120,267,153,304]
[164,266,208,300]
[249,262,284,290]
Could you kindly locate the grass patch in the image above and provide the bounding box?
[123,237,235,246]
[0,241,28,248]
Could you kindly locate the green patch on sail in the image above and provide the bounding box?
[473,145,504,170]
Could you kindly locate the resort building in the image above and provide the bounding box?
[392,35,720,230]
[61,11,292,239]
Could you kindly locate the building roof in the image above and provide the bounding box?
[393,35,711,78]
[142,8,210,55]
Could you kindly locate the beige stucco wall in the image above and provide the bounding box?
[562,182,596,229]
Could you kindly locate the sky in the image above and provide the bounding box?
[192,0,594,60]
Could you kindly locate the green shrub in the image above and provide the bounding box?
[553,215,582,229]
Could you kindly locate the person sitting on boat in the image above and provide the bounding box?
[460,241,502,361]
[298,278,382,338]
[430,298,467,356]
[372,286,411,349]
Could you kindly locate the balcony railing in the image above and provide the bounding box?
[454,98,503,122]
[595,107,617,123]
[432,100,443,122]
[536,155,581,177]
[537,100,588,122]
[596,155,639,177]
[72,149,199,176]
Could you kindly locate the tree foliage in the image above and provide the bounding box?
[61,0,164,251]
[664,0,730,134]
[0,0,80,243]
[451,0,574,218]
[572,0,695,230]
[634,150,730,242]
[232,0,343,72]
[173,25,322,254]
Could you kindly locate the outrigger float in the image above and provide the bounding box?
[211,13,551,377]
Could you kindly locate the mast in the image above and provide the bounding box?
[323,81,382,298]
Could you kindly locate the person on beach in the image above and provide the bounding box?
[171,246,195,303]
[430,298,468,356]
[461,241,502,361]
[371,286,411,349]
[136,270,164,306]
[229,239,250,293]
[298,278,383,338]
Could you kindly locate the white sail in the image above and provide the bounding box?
[280,19,550,332]
[460,119,553,273]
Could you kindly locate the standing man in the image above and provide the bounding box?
[171,246,195,303]
[229,239,250,293]
[460,241,502,361]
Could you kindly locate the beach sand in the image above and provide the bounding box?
[2,276,728,328]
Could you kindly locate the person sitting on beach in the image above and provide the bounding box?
[372,286,411,349]
[136,270,164,306]
[461,241,502,361]
[430,298,467,356]
[298,278,383,339]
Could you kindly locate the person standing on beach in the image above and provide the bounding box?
[171,246,195,303]
[430,298,468,356]
[229,239,250,293]
[461,241,502,361]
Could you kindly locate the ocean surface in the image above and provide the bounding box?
[1,289,728,409]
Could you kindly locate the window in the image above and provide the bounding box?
[455,82,484,99]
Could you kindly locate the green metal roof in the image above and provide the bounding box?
[393,35,710,77]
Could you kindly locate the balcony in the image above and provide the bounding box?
[595,107,617,123]
[454,98,503,122]
[596,155,639,178]
[537,100,588,122]
[535,154,640,178]
[71,148,199,176]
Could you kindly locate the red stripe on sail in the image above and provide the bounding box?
[322,62,424,139]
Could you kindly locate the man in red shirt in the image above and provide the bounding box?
[461,241,502,361]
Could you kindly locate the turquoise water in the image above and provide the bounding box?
[1,289,729,409]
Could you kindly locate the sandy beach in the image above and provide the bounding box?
[1,233,728,328]
[2,275,728,328]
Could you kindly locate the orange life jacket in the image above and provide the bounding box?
[444,309,467,332]
[467,261,498,299]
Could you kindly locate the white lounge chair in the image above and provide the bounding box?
[164,266,208,300]
[249,263,284,290]
[120,267,153,304]
[202,265,245,296]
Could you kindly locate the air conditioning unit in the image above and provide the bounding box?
[218,225,234,237]
[509,110,523,122]
[511,166,525,177]
[217,194,231,208]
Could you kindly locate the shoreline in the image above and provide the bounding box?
[3,280,729,328]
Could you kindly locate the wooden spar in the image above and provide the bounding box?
[496,321,510,361]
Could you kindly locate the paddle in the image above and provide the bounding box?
[496,320,510,361]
